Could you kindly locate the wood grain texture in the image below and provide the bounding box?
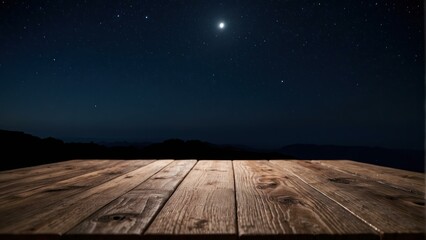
[67,160,197,236]
[0,160,121,198]
[234,160,378,239]
[0,159,84,183]
[0,160,155,215]
[270,160,425,240]
[0,159,164,234]
[0,159,423,240]
[145,160,236,239]
[317,160,424,195]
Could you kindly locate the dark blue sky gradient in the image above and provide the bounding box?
[0,1,424,149]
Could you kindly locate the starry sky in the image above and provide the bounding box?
[0,0,424,149]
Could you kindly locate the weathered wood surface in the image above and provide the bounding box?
[0,159,423,240]
[68,160,197,236]
[0,159,169,233]
[270,160,425,240]
[315,160,425,195]
[0,159,86,183]
[0,160,156,217]
[234,160,378,239]
[0,160,122,198]
[145,160,236,238]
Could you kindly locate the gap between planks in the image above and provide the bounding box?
[0,160,173,235]
[66,159,198,238]
[0,159,424,240]
[233,160,379,239]
[269,160,425,240]
[145,160,237,238]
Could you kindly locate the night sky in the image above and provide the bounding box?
[0,1,424,149]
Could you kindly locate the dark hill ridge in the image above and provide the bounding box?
[0,130,292,170]
[0,130,423,172]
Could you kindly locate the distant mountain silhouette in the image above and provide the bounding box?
[280,144,424,172]
[1,130,423,172]
[98,141,152,149]
[0,130,292,170]
[140,139,289,160]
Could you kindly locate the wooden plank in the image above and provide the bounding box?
[270,160,425,240]
[0,159,173,234]
[234,160,378,239]
[67,159,197,237]
[0,160,157,230]
[317,160,424,195]
[145,160,236,239]
[0,160,122,197]
[0,160,155,208]
[0,159,84,183]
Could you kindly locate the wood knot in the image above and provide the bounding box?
[256,181,278,189]
[384,195,396,201]
[188,218,208,230]
[153,176,167,180]
[112,215,126,221]
[328,178,353,184]
[97,213,138,222]
[207,168,226,172]
[194,219,208,229]
[26,227,37,232]
[206,181,218,185]
[276,196,301,205]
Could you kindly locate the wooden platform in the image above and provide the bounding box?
[0,159,424,240]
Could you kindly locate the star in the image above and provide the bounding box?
[219,22,225,29]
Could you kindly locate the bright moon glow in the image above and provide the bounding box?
[219,22,225,29]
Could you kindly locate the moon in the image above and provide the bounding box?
[219,22,225,29]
